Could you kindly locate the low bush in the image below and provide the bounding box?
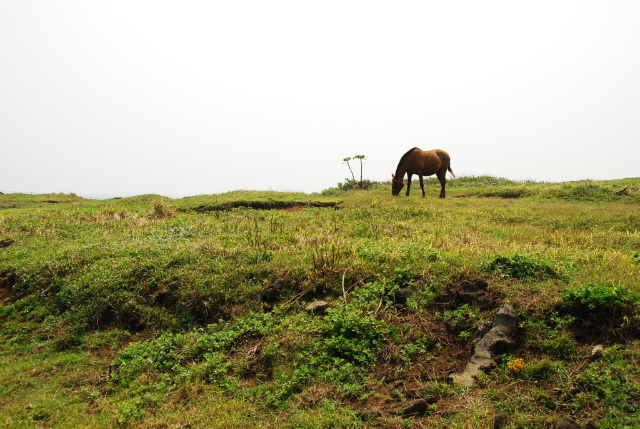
[487,253,557,279]
[562,283,638,311]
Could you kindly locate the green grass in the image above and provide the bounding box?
[1,177,639,428]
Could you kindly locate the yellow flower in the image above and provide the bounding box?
[507,358,525,372]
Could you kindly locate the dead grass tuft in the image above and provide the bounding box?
[150,198,176,219]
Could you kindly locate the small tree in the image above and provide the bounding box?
[354,155,366,186]
[342,155,368,189]
[343,157,355,182]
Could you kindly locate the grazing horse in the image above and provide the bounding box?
[391,148,456,198]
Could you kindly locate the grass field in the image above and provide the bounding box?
[1,177,639,428]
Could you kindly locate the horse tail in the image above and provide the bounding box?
[448,166,457,178]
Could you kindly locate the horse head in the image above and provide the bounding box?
[391,173,404,196]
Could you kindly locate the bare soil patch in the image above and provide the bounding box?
[184,201,340,213]
[0,272,16,306]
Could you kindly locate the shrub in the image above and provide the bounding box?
[487,254,557,279]
[562,283,638,311]
[318,304,389,365]
[552,183,614,201]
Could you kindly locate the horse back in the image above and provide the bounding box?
[408,149,449,175]
[432,149,451,168]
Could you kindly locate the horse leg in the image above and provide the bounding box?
[437,170,447,198]
[406,173,412,196]
[419,175,425,197]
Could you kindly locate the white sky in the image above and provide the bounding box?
[1,1,639,198]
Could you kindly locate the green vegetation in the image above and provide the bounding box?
[341,154,370,190]
[1,177,639,428]
[562,283,638,311]
[487,253,558,279]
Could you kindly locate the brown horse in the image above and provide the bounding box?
[391,148,456,198]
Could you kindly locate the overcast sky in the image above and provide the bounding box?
[1,1,639,198]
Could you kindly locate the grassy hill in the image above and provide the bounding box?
[1,178,639,428]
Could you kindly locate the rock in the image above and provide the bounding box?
[260,281,283,303]
[590,345,604,360]
[393,286,415,306]
[449,304,519,386]
[492,304,519,332]
[458,278,489,303]
[305,300,329,315]
[556,415,582,429]
[402,399,429,417]
[474,277,489,288]
[423,395,438,405]
[493,413,511,429]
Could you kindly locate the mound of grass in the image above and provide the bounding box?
[487,253,558,279]
[1,178,639,428]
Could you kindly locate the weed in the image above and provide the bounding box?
[317,304,389,366]
[563,345,640,421]
[520,358,562,380]
[308,242,347,277]
[352,280,398,307]
[150,198,175,219]
[437,303,485,333]
[400,333,439,363]
[523,312,577,358]
[406,285,437,312]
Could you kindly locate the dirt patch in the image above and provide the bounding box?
[0,272,16,306]
[351,309,474,417]
[184,201,340,213]
[564,306,640,345]
[347,278,513,418]
[0,239,15,248]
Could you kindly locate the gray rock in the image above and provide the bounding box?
[305,300,330,315]
[556,415,582,429]
[492,304,519,332]
[590,345,604,360]
[449,304,518,386]
[402,399,429,417]
[260,281,283,303]
[493,413,511,429]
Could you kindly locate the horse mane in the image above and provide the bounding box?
[395,147,419,175]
